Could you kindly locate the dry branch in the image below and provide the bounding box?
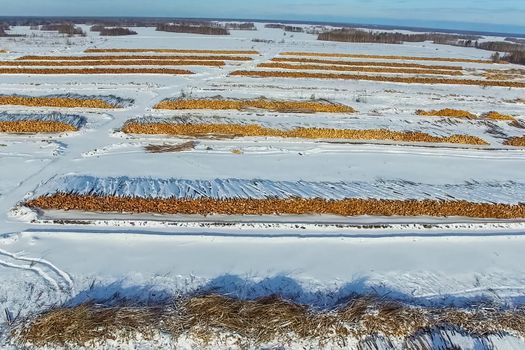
[144,141,197,153]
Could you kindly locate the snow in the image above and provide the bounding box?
[1,22,525,349]
[33,175,525,204]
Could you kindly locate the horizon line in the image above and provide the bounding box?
[1,15,525,37]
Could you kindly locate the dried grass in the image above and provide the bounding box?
[504,136,525,147]
[0,68,193,75]
[229,70,525,88]
[153,98,356,113]
[25,195,524,218]
[144,141,197,153]
[18,55,253,61]
[15,304,163,347]
[280,52,494,64]
[258,62,463,76]
[416,109,477,119]
[84,49,259,54]
[13,295,525,348]
[271,57,463,70]
[0,121,77,133]
[0,49,7,53]
[122,122,487,145]
[0,96,116,108]
[0,60,225,67]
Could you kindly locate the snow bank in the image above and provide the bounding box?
[35,175,525,204]
[0,112,87,129]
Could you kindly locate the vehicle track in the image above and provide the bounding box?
[0,248,74,295]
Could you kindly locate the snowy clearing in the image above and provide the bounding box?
[1,22,525,349]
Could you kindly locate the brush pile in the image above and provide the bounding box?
[230,70,525,88]
[154,97,356,113]
[482,111,516,121]
[25,195,525,219]
[18,55,253,61]
[31,176,524,203]
[0,60,225,67]
[271,57,464,70]
[0,68,194,75]
[13,294,525,348]
[122,118,487,145]
[280,52,494,64]
[26,176,525,218]
[84,48,259,54]
[504,136,525,146]
[258,62,463,76]
[417,109,516,121]
[0,112,86,133]
[416,109,477,119]
[0,94,133,108]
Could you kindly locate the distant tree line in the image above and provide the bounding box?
[505,37,525,44]
[224,22,257,31]
[501,51,525,65]
[99,27,138,36]
[477,41,525,52]
[90,24,106,32]
[318,28,479,44]
[264,24,304,32]
[0,22,24,37]
[41,23,85,36]
[156,23,229,35]
[452,40,525,65]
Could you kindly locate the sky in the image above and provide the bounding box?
[2,0,525,34]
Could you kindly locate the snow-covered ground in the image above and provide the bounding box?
[1,23,525,349]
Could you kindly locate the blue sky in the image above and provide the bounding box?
[2,0,525,34]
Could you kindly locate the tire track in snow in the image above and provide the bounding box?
[0,248,74,296]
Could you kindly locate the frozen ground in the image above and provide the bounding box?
[1,23,525,349]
